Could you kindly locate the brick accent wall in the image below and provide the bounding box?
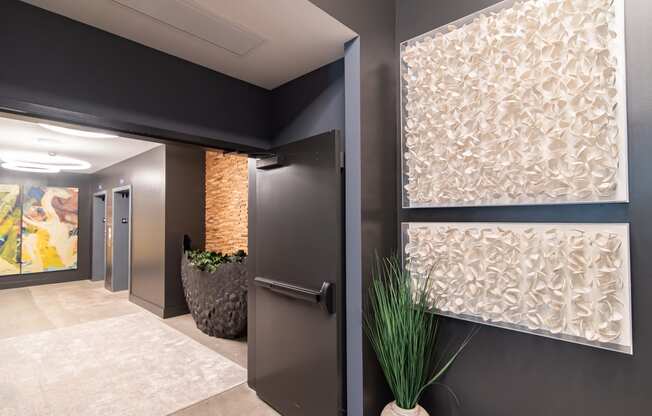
[205,151,248,253]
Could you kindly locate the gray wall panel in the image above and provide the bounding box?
[92,147,166,313]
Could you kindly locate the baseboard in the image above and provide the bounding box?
[163,303,190,319]
[129,294,165,318]
[0,274,88,290]
[129,294,189,319]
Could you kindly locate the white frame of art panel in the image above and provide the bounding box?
[402,222,632,354]
[400,0,629,208]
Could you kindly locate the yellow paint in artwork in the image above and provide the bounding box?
[35,228,65,270]
[0,184,20,276]
[21,187,78,273]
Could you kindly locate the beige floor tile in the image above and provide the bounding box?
[28,280,141,329]
[163,314,248,367]
[0,279,139,340]
[0,312,246,416]
[0,279,277,416]
[171,384,280,416]
[0,287,55,339]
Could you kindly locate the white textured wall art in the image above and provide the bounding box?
[401,0,628,208]
[403,222,632,353]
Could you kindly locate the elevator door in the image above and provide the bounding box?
[253,131,344,416]
[111,187,131,292]
[91,192,106,281]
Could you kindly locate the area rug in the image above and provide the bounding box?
[0,312,247,416]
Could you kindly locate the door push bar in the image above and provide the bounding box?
[254,277,334,314]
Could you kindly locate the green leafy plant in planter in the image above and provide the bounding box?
[365,255,477,415]
[187,249,247,273]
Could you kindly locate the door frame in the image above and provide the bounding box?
[111,185,132,292]
[92,190,107,282]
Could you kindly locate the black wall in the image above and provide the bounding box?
[0,171,91,289]
[0,0,272,150]
[396,1,652,415]
[271,59,345,146]
[308,2,399,415]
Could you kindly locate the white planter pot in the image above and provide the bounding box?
[381,401,429,416]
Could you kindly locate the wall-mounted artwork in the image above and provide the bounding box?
[0,184,21,276]
[21,186,79,273]
[401,0,628,208]
[403,222,632,354]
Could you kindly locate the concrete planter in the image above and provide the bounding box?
[181,252,248,339]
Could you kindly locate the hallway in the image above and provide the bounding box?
[0,280,278,416]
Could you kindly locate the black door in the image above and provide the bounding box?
[252,131,344,416]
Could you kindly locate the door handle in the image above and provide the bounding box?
[254,277,334,314]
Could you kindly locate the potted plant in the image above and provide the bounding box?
[181,236,249,339]
[365,256,477,416]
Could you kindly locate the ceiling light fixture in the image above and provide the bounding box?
[0,151,91,173]
[1,162,60,174]
[38,123,118,139]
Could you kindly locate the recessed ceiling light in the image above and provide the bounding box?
[1,162,60,174]
[38,123,118,139]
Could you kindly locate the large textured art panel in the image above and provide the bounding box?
[403,222,632,353]
[401,0,628,207]
[21,186,79,273]
[0,184,21,276]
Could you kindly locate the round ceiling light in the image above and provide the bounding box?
[38,123,118,139]
[0,151,91,173]
[1,162,60,173]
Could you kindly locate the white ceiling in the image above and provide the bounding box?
[0,114,161,174]
[21,0,357,89]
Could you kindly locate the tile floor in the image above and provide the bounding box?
[0,280,279,416]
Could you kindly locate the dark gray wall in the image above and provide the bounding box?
[92,147,166,314]
[271,59,344,146]
[0,171,91,289]
[396,1,652,415]
[0,0,271,150]
[164,145,205,317]
[309,2,399,415]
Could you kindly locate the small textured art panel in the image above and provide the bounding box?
[403,222,632,353]
[21,186,79,273]
[401,0,628,207]
[0,184,22,276]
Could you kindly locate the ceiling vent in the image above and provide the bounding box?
[111,0,265,56]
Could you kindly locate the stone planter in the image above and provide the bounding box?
[181,252,248,339]
[381,402,429,416]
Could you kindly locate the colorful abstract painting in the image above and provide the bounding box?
[0,184,21,276]
[21,186,79,273]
